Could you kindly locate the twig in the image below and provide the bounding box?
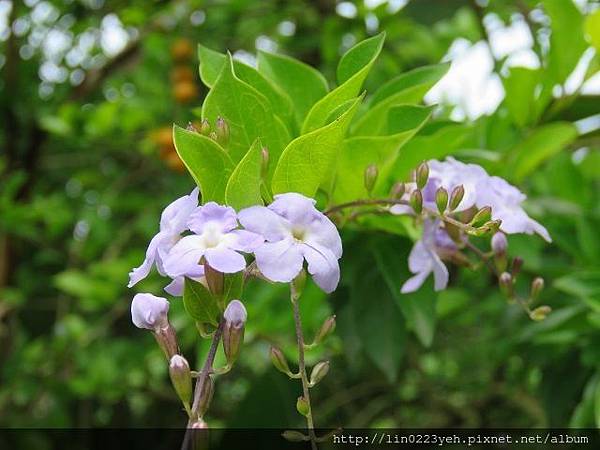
[324,198,409,216]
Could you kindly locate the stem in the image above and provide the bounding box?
[290,284,318,450]
[324,198,409,216]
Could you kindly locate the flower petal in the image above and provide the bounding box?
[164,277,184,296]
[401,270,431,294]
[305,215,342,259]
[431,252,449,291]
[226,229,265,252]
[160,187,199,232]
[205,247,247,273]
[128,231,166,287]
[238,206,290,241]
[163,235,205,277]
[269,192,318,226]
[188,202,238,234]
[301,243,340,293]
[254,239,303,283]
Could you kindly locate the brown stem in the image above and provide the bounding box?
[324,198,410,216]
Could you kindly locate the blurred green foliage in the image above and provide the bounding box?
[1,0,599,432]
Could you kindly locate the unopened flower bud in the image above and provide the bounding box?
[530,277,544,300]
[169,355,192,409]
[364,164,378,194]
[215,116,229,146]
[491,233,507,255]
[131,293,170,331]
[199,118,211,135]
[499,272,513,297]
[223,300,247,365]
[415,162,429,190]
[270,346,292,376]
[209,131,218,142]
[296,396,310,417]
[511,257,524,277]
[470,206,492,228]
[529,305,551,321]
[196,375,214,418]
[261,147,270,179]
[282,430,308,442]
[314,315,336,345]
[435,187,448,214]
[449,185,465,211]
[309,361,330,386]
[390,181,405,199]
[410,189,423,214]
[190,419,208,429]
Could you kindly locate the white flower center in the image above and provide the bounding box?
[291,225,307,243]
[202,222,224,248]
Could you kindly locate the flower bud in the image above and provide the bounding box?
[215,116,229,146]
[390,181,405,199]
[199,118,211,135]
[491,232,507,255]
[296,396,310,417]
[131,293,170,331]
[410,189,423,214]
[511,257,524,277]
[364,164,378,194]
[282,430,308,442]
[209,131,218,142]
[449,185,465,211]
[499,272,513,297]
[415,162,429,190]
[270,346,292,376]
[470,206,492,228]
[530,277,544,300]
[223,300,247,365]
[196,375,214,418]
[309,361,330,386]
[435,187,448,214]
[190,419,208,429]
[529,305,551,321]
[314,315,336,345]
[154,323,179,359]
[186,121,198,133]
[261,147,270,179]
[169,355,192,409]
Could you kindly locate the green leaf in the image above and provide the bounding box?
[173,125,234,203]
[271,95,362,197]
[302,33,385,133]
[508,122,578,182]
[202,55,291,174]
[257,50,329,127]
[333,105,432,203]
[585,9,600,52]
[543,0,587,84]
[391,123,471,181]
[222,272,244,304]
[502,67,542,127]
[554,271,600,312]
[183,278,221,326]
[198,45,294,126]
[225,139,263,210]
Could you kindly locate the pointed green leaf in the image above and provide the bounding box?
[257,50,329,127]
[202,55,291,174]
[334,105,432,203]
[271,95,363,197]
[225,139,263,210]
[173,125,234,203]
[302,33,385,133]
[183,278,221,327]
[223,272,244,303]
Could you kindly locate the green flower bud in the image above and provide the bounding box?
[364,164,378,194]
[390,181,405,199]
[199,118,211,136]
[169,355,192,409]
[435,187,448,214]
[314,315,336,345]
[215,116,230,146]
[492,233,508,273]
[282,430,308,442]
[209,131,218,142]
[449,185,465,211]
[197,375,214,418]
[415,162,429,190]
[270,346,292,376]
[309,361,330,386]
[529,305,551,321]
[470,206,492,228]
[261,147,270,179]
[186,121,198,133]
[530,277,544,300]
[296,396,310,417]
[410,189,423,214]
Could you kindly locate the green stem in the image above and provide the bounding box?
[290,284,318,450]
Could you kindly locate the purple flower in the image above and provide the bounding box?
[401,219,451,294]
[164,202,263,276]
[238,193,342,293]
[131,293,170,330]
[128,188,199,288]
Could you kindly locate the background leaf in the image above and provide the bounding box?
[225,139,264,210]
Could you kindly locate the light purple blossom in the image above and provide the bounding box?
[238,193,342,293]
[131,293,170,330]
[163,202,263,276]
[224,299,247,328]
[401,219,452,294]
[391,157,551,242]
[128,188,199,288]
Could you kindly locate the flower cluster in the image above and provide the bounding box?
[391,157,551,293]
[128,190,343,296]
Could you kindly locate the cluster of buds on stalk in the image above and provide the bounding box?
[187,115,230,147]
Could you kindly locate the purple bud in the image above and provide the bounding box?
[131,293,170,331]
[199,119,210,135]
[530,277,544,299]
[223,300,247,365]
[223,300,247,328]
[169,355,192,408]
[491,233,508,255]
[499,272,513,298]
